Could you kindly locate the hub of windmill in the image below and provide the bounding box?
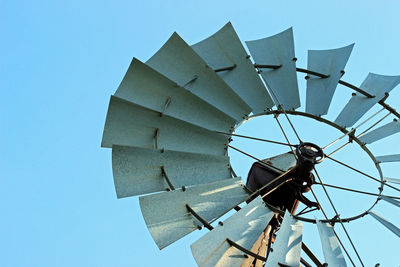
[246,142,324,214]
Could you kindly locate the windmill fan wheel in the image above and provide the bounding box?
[101,22,400,266]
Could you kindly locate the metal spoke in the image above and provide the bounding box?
[313,168,365,266]
[326,111,391,157]
[273,114,298,160]
[228,144,285,173]
[326,155,400,192]
[309,188,357,267]
[255,64,302,143]
[215,130,295,147]
[314,182,400,200]
[322,107,385,150]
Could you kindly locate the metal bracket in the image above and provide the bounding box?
[180,75,199,88]
[160,166,175,190]
[254,63,282,70]
[154,128,159,150]
[226,238,267,262]
[185,204,214,231]
[214,64,237,72]
[159,97,171,117]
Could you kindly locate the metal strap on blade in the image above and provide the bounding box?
[265,210,303,267]
[384,177,400,184]
[306,44,354,116]
[145,32,251,122]
[316,221,347,267]
[381,196,400,208]
[335,73,400,128]
[139,178,250,249]
[191,196,274,267]
[369,212,400,238]
[191,22,274,113]
[102,96,228,155]
[246,28,300,111]
[358,120,400,144]
[114,58,236,132]
[376,154,400,163]
[112,145,231,198]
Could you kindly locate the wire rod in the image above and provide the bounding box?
[322,107,385,150]
[356,111,391,138]
[228,144,286,173]
[310,188,357,267]
[314,182,400,199]
[297,207,319,216]
[215,130,295,147]
[313,168,365,266]
[301,243,324,267]
[326,155,400,192]
[296,67,330,79]
[326,111,391,158]
[256,63,302,143]
[273,115,298,159]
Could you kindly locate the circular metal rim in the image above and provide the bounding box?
[228,109,385,224]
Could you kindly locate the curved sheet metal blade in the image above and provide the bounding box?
[370,212,400,238]
[112,145,232,198]
[191,196,274,267]
[146,32,251,122]
[306,44,354,116]
[316,221,347,267]
[139,178,250,249]
[335,73,400,128]
[115,58,236,132]
[384,177,400,184]
[246,28,300,111]
[376,154,400,163]
[102,96,228,156]
[265,210,303,267]
[381,196,400,208]
[358,120,400,144]
[191,22,274,114]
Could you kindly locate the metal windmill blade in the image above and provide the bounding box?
[102,22,400,266]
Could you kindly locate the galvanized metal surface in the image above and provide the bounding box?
[246,28,300,110]
[102,96,228,155]
[265,210,303,267]
[145,32,251,122]
[384,177,400,184]
[261,152,297,173]
[306,44,354,116]
[335,73,400,128]
[358,120,400,144]
[381,196,400,208]
[191,22,274,114]
[369,212,400,238]
[191,196,274,267]
[112,145,231,198]
[139,178,250,249]
[115,58,236,132]
[316,221,347,267]
[376,154,400,163]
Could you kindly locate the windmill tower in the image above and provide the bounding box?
[101,23,400,266]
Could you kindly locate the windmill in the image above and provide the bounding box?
[101,22,400,266]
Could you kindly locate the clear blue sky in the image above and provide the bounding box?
[1,0,399,266]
